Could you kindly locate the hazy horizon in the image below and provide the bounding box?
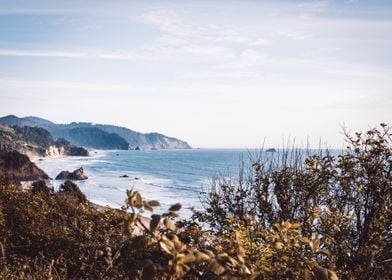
[0,0,391,148]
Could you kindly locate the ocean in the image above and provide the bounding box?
[36,149,252,218]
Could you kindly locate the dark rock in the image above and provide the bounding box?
[134,146,141,151]
[266,148,277,153]
[134,177,140,180]
[120,174,129,178]
[68,146,89,156]
[0,150,50,182]
[55,167,88,181]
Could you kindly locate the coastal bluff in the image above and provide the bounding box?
[0,123,89,159]
[0,150,50,182]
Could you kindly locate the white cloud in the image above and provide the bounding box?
[297,1,331,13]
[140,8,273,61]
[0,8,80,15]
[142,9,190,36]
[216,48,267,69]
[240,49,265,60]
[250,38,273,46]
[276,31,310,40]
[156,35,189,46]
[1,0,391,147]
[0,49,148,61]
[0,49,85,58]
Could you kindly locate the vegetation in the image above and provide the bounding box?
[59,180,87,203]
[195,123,392,279]
[0,124,390,279]
[12,125,54,148]
[0,151,31,169]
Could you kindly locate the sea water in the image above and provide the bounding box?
[36,149,251,218]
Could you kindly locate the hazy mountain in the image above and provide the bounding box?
[0,115,191,150]
[52,126,129,150]
[94,124,191,149]
[0,115,55,129]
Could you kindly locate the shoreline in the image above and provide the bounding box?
[33,149,202,219]
[32,150,154,231]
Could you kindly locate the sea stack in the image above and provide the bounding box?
[55,167,88,181]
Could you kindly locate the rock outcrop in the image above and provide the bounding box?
[45,145,66,157]
[53,138,89,156]
[67,146,89,156]
[55,167,88,181]
[0,151,50,182]
[266,148,277,153]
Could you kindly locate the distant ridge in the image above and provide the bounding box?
[0,115,191,150]
[0,115,55,129]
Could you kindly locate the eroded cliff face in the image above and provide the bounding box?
[45,145,66,157]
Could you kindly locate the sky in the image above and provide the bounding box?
[0,0,391,148]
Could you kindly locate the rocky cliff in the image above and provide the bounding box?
[0,151,50,182]
[0,124,89,158]
[95,124,191,150]
[55,167,88,181]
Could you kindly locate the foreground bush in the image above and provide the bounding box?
[0,124,390,279]
[196,124,392,279]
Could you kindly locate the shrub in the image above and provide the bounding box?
[196,124,392,279]
[31,180,54,195]
[59,180,87,203]
[0,124,390,279]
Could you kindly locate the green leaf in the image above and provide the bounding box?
[169,203,182,212]
[150,214,161,232]
[210,260,225,275]
[310,238,320,253]
[134,192,143,208]
[164,217,176,231]
[274,242,284,250]
[290,223,301,229]
[143,201,153,212]
[159,241,173,256]
[148,200,160,207]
